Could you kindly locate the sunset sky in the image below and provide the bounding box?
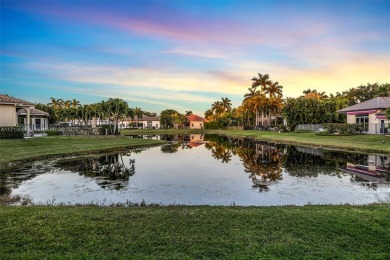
[1,0,389,115]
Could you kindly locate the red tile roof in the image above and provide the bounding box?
[187,115,205,122]
[0,94,34,106]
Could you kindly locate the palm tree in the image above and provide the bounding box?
[249,93,267,126]
[267,97,283,126]
[251,73,272,93]
[204,109,213,120]
[107,98,128,134]
[267,81,283,98]
[134,107,143,127]
[220,97,232,113]
[211,101,224,118]
[244,88,259,100]
[185,111,193,116]
[48,97,64,122]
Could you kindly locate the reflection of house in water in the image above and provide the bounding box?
[342,154,389,183]
[290,146,390,184]
[187,134,205,148]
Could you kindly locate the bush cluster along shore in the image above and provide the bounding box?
[1,129,389,258]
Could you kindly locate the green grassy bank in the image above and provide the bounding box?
[122,129,390,153]
[0,136,165,166]
[1,204,389,258]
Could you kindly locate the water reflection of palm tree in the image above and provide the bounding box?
[236,142,283,192]
[57,153,136,190]
[204,135,284,192]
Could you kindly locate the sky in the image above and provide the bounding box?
[1,0,389,115]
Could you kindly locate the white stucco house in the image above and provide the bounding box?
[338,97,390,134]
[118,114,160,129]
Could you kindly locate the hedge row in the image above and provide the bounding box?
[322,123,367,134]
[0,127,24,139]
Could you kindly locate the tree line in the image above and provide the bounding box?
[36,97,156,134]
[204,73,389,130]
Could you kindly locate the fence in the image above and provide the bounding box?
[18,124,100,137]
[294,124,322,132]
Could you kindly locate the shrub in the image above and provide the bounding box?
[322,123,351,134]
[46,130,62,136]
[0,126,24,139]
[205,121,224,129]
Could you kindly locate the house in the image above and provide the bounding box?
[17,108,49,130]
[338,97,390,134]
[118,114,160,129]
[186,115,205,129]
[136,114,160,129]
[0,94,49,131]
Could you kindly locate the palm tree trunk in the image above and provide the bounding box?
[261,111,264,125]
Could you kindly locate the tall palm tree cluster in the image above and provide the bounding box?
[46,97,149,134]
[204,73,284,128]
[239,73,283,127]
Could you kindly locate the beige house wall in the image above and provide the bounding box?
[189,121,204,129]
[0,105,17,126]
[346,114,355,124]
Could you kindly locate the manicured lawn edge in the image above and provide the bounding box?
[122,129,390,154]
[0,136,165,168]
[0,204,389,258]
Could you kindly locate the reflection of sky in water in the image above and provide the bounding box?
[10,144,390,206]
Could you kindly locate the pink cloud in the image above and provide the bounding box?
[9,1,334,47]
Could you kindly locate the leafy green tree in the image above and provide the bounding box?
[160,109,179,128]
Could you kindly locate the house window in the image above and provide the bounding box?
[147,121,152,128]
[355,114,369,132]
[192,123,194,127]
[355,114,368,124]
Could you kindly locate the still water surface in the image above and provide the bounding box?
[3,134,390,206]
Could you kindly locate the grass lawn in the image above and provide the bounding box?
[0,136,165,166]
[122,129,390,153]
[0,204,389,258]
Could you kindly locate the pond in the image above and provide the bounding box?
[2,134,390,206]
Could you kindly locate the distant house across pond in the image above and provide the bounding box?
[118,114,160,129]
[338,97,390,134]
[0,94,49,130]
[186,115,205,129]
